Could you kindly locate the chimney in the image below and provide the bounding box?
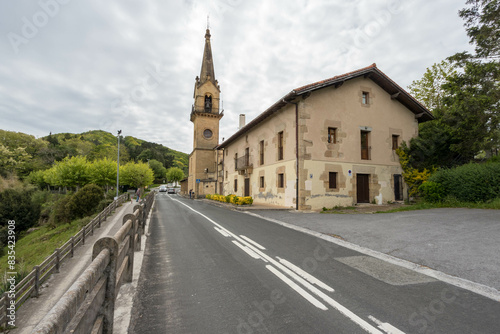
[239,114,246,129]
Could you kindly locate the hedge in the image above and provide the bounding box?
[419,162,500,202]
[206,194,253,205]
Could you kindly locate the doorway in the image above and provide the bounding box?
[394,174,403,201]
[244,178,250,197]
[356,174,370,203]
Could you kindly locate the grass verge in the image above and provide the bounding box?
[0,216,91,290]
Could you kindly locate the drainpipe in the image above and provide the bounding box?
[283,99,299,211]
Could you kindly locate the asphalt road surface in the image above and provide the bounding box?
[129,194,500,334]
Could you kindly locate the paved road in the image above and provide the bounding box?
[247,208,500,292]
[129,195,500,333]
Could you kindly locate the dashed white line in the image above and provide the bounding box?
[172,199,396,334]
[277,257,334,292]
[240,235,266,250]
[266,265,328,311]
[368,315,406,334]
[232,240,262,260]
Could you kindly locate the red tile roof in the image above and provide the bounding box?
[217,64,433,149]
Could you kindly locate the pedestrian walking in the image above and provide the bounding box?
[136,188,141,202]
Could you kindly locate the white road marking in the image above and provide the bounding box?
[368,315,406,334]
[240,235,266,250]
[266,265,328,310]
[277,257,334,292]
[172,199,388,334]
[232,240,262,260]
[214,226,230,237]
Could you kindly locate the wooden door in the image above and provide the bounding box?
[244,178,250,197]
[356,174,370,203]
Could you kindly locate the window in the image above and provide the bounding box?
[225,171,228,179]
[234,153,238,170]
[278,131,284,160]
[259,140,264,165]
[245,147,249,167]
[328,127,337,144]
[361,130,370,160]
[203,129,213,139]
[260,176,265,188]
[329,172,337,189]
[362,92,369,105]
[204,95,212,112]
[278,173,284,188]
[234,179,238,193]
[392,135,399,150]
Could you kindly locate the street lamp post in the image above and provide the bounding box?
[116,130,122,199]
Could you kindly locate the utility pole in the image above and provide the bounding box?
[116,130,122,199]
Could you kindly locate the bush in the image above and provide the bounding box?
[206,193,253,206]
[427,162,500,202]
[49,194,74,227]
[0,188,40,233]
[67,184,104,219]
[419,181,445,202]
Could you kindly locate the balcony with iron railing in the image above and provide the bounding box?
[235,154,253,173]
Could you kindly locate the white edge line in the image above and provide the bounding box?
[244,211,500,302]
[266,265,328,311]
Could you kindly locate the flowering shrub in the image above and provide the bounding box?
[206,194,253,206]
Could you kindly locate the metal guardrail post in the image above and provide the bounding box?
[82,226,86,245]
[71,236,75,258]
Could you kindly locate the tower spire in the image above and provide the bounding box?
[199,25,215,85]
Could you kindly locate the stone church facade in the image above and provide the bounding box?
[187,29,433,210]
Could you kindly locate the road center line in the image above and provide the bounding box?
[172,199,388,334]
[277,257,334,292]
[266,265,328,311]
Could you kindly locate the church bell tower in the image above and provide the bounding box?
[188,28,223,197]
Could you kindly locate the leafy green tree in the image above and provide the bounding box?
[166,167,185,184]
[408,60,458,114]
[88,158,117,190]
[120,161,154,188]
[148,159,167,181]
[54,156,90,188]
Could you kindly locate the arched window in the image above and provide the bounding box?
[204,95,212,112]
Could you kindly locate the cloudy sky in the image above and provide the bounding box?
[0,0,472,154]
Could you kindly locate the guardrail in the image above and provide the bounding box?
[32,191,154,334]
[0,193,129,331]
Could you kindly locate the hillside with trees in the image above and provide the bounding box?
[1,129,188,179]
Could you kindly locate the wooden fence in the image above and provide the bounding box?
[0,193,130,331]
[31,191,154,334]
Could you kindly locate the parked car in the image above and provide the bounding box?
[159,185,167,192]
[167,188,176,194]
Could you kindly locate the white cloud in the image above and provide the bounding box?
[0,0,470,153]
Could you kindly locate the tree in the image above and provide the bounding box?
[459,0,500,59]
[148,159,167,181]
[120,161,154,188]
[408,60,458,114]
[166,167,185,184]
[88,158,117,190]
[53,156,90,189]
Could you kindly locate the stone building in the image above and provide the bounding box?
[187,29,433,210]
